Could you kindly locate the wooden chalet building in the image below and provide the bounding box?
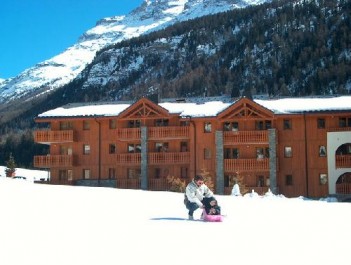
[33,96,351,198]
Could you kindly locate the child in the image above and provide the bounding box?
[204,197,221,215]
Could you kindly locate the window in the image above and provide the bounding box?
[204,148,211,159]
[319,146,326,157]
[109,168,116,179]
[284,146,292,157]
[320,174,327,185]
[257,175,265,187]
[154,168,169,178]
[109,144,116,154]
[256,121,264,130]
[204,122,212,133]
[223,122,239,131]
[224,148,239,159]
[338,117,351,127]
[59,170,72,181]
[180,142,188,152]
[128,120,141,128]
[83,120,90,130]
[156,142,168,152]
[283,119,292,130]
[317,118,325,129]
[180,167,188,178]
[265,121,272,129]
[155,119,169,127]
[285,175,293,186]
[128,143,141,153]
[256,148,264,159]
[180,121,190,126]
[256,147,270,158]
[339,117,346,127]
[109,119,116,129]
[256,120,271,130]
[127,168,141,179]
[83,169,90,179]
[59,121,73,130]
[60,146,72,155]
[83,144,91,155]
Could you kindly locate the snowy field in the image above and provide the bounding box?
[0,167,351,265]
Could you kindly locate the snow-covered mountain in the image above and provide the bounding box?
[0,0,269,104]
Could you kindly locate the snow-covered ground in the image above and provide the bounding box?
[0,168,350,265]
[0,166,49,182]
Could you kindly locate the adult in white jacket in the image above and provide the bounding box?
[185,175,215,220]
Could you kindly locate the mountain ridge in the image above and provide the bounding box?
[0,0,266,104]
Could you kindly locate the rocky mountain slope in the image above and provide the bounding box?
[0,0,269,124]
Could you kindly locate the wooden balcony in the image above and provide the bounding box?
[224,158,269,172]
[116,128,141,141]
[148,178,172,191]
[224,130,269,145]
[115,178,174,191]
[148,126,189,139]
[336,155,351,169]
[148,152,190,165]
[34,155,73,168]
[116,178,141,189]
[34,130,74,144]
[116,153,141,165]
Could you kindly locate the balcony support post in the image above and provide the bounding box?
[268,129,278,194]
[215,131,224,195]
[141,126,148,190]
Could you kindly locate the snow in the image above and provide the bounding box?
[38,96,351,118]
[0,167,350,265]
[0,166,49,182]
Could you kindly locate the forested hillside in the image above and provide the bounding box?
[78,0,351,100]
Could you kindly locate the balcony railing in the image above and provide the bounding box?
[224,158,269,172]
[116,178,141,189]
[148,152,190,165]
[116,128,141,141]
[34,155,73,168]
[116,153,141,165]
[336,155,351,169]
[148,126,189,139]
[224,130,269,145]
[34,130,74,144]
[115,178,179,191]
[148,178,172,191]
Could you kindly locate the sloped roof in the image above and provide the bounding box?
[37,96,351,118]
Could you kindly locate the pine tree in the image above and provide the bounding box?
[5,153,16,177]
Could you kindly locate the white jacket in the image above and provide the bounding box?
[185,180,214,207]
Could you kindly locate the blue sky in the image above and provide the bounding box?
[0,0,144,79]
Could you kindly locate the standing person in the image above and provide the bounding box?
[184,175,215,220]
[231,179,241,196]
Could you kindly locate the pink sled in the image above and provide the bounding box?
[202,209,223,222]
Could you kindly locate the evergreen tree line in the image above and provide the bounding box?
[0,130,48,168]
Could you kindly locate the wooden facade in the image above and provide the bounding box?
[34,97,351,198]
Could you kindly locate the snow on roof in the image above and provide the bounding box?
[256,96,351,114]
[37,96,351,118]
